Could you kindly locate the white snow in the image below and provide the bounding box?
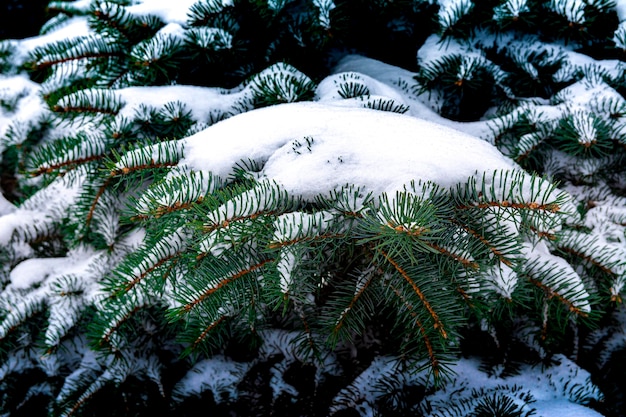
[116,85,241,126]
[172,355,251,403]
[13,17,92,65]
[181,102,517,202]
[0,75,48,146]
[423,354,604,417]
[9,257,71,290]
[125,0,213,26]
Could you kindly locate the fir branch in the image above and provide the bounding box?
[201,180,296,233]
[187,0,235,26]
[47,0,92,16]
[360,96,410,114]
[449,219,517,267]
[0,296,45,341]
[52,89,124,118]
[557,229,624,278]
[267,231,346,249]
[457,200,561,212]
[109,140,184,176]
[425,241,480,270]
[334,72,371,99]
[98,299,146,348]
[128,33,184,85]
[60,363,130,417]
[26,132,109,178]
[329,267,378,340]
[185,27,234,53]
[131,170,220,220]
[83,177,113,232]
[379,250,447,339]
[90,1,163,43]
[180,258,273,313]
[27,35,124,72]
[527,276,588,316]
[191,316,228,351]
[522,243,591,316]
[453,171,568,226]
[385,279,442,377]
[247,63,316,106]
[109,228,190,296]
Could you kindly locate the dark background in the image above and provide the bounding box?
[0,0,50,40]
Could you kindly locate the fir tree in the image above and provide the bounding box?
[0,1,625,416]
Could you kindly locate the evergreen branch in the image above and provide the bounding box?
[85,177,112,230]
[47,0,91,16]
[456,200,560,212]
[187,0,235,26]
[110,140,184,176]
[52,89,124,117]
[267,232,346,249]
[269,210,341,248]
[32,49,123,72]
[99,302,145,347]
[185,27,233,53]
[181,258,273,313]
[0,296,45,340]
[331,268,377,337]
[363,96,410,114]
[132,170,219,220]
[132,199,202,221]
[112,228,190,295]
[39,14,73,36]
[30,154,105,177]
[515,131,550,162]
[425,241,480,270]
[90,1,163,43]
[62,377,106,417]
[293,302,320,358]
[557,230,623,277]
[45,274,89,348]
[129,33,183,82]
[379,250,447,339]
[191,316,228,351]
[553,110,613,157]
[202,180,296,233]
[527,276,589,317]
[27,35,123,71]
[246,63,316,105]
[359,190,452,263]
[26,132,109,177]
[449,219,515,267]
[109,161,178,177]
[559,246,615,277]
[60,361,132,417]
[453,172,569,238]
[528,224,557,241]
[314,184,373,216]
[334,72,371,99]
[386,280,442,377]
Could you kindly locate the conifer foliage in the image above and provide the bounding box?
[0,0,625,416]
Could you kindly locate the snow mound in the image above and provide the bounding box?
[182,102,517,200]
